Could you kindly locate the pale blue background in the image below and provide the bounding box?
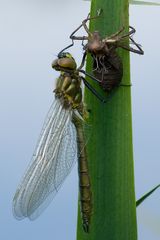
[0,0,160,239]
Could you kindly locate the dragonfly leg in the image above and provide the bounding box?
[58,40,74,57]
[81,76,106,103]
[70,9,102,40]
[118,37,144,55]
[77,52,87,70]
[79,69,101,83]
[107,26,125,39]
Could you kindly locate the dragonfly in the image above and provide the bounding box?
[13,52,106,233]
[59,10,144,92]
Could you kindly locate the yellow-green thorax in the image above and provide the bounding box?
[52,52,82,109]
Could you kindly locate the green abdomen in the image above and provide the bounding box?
[73,116,92,233]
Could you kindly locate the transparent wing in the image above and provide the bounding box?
[13,98,77,220]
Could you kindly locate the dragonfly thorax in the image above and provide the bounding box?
[52,53,82,109]
[55,72,82,109]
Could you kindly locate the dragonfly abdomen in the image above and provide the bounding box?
[79,172,92,233]
[73,116,92,233]
[92,51,123,91]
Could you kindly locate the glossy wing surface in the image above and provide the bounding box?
[13,99,77,220]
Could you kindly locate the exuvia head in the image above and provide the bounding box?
[86,31,105,54]
[52,52,77,71]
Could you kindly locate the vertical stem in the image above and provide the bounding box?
[77,0,137,239]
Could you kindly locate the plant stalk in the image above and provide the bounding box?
[77,0,137,239]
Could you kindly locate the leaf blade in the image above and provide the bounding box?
[130,0,160,5]
[83,0,160,6]
[136,184,160,207]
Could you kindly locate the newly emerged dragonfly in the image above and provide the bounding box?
[13,52,106,233]
[60,10,144,91]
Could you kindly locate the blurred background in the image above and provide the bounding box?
[0,0,160,239]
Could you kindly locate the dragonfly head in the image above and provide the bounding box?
[52,52,77,71]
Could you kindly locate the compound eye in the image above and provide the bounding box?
[57,58,77,69]
[58,52,72,59]
[51,59,58,68]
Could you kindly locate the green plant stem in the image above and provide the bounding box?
[77,0,137,239]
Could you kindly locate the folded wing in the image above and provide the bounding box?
[13,99,77,220]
